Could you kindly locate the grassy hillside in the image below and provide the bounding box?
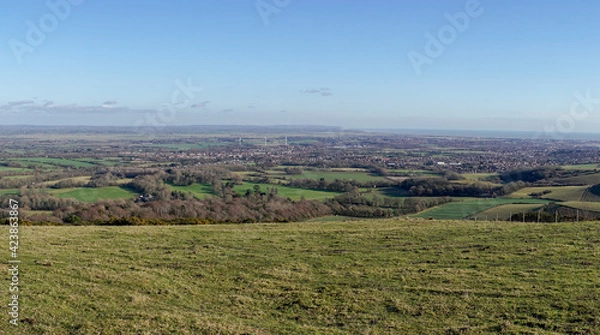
[558,172,600,185]
[507,186,588,202]
[470,203,546,221]
[561,201,600,212]
[413,198,550,220]
[4,220,598,334]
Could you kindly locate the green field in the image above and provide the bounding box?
[366,187,410,198]
[558,172,600,185]
[280,171,384,182]
[560,163,600,170]
[414,198,551,220]
[561,201,600,212]
[0,175,32,180]
[42,176,92,187]
[5,220,599,334]
[169,183,214,199]
[52,186,137,202]
[0,166,31,173]
[304,215,364,222]
[507,186,588,202]
[461,173,497,181]
[582,188,600,202]
[471,203,546,221]
[0,188,19,195]
[233,182,341,200]
[71,158,123,166]
[388,169,440,176]
[9,157,96,168]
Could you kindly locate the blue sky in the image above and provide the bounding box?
[1,0,600,132]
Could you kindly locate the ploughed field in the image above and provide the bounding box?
[3,219,599,334]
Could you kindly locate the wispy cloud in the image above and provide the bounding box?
[0,100,155,116]
[191,101,210,108]
[101,100,118,108]
[301,88,332,97]
[0,100,35,109]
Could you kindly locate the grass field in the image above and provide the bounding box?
[414,198,551,220]
[561,201,600,212]
[582,189,600,202]
[304,215,364,222]
[4,220,599,334]
[461,173,497,181]
[388,169,440,176]
[42,176,92,187]
[233,182,341,200]
[10,157,97,168]
[560,163,600,170]
[366,187,411,198]
[470,204,546,221]
[280,171,384,182]
[558,172,600,185]
[0,188,19,195]
[0,166,31,173]
[169,183,214,199]
[71,158,123,166]
[52,186,137,202]
[507,186,588,202]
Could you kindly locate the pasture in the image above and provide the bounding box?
[4,219,598,334]
[558,172,600,185]
[277,170,384,182]
[471,203,546,221]
[507,186,588,202]
[413,198,551,220]
[461,173,497,181]
[232,182,342,200]
[169,183,214,199]
[9,157,97,168]
[560,163,600,170]
[0,188,19,195]
[51,186,137,202]
[561,201,600,212]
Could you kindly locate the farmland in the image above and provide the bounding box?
[507,186,589,202]
[0,188,19,195]
[52,186,137,202]
[169,183,214,199]
[558,172,600,185]
[472,203,546,221]
[413,198,551,220]
[561,201,600,212]
[278,170,384,182]
[9,157,97,168]
[232,182,342,200]
[4,219,598,334]
[0,127,599,223]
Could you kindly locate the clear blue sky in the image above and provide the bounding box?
[1,0,600,132]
